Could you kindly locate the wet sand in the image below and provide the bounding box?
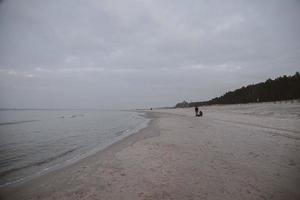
[1,103,300,199]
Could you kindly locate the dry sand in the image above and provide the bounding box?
[1,102,300,200]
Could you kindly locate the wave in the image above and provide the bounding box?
[0,147,79,178]
[0,154,26,168]
[0,120,39,126]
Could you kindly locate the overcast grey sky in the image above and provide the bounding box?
[0,0,300,109]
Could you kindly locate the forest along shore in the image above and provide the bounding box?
[1,102,299,200]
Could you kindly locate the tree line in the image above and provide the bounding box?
[175,72,300,108]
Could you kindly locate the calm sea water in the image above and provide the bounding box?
[0,109,148,186]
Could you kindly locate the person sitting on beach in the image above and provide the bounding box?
[195,106,199,116]
[199,110,203,117]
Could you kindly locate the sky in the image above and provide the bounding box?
[0,0,300,109]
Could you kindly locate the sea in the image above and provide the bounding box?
[0,109,149,186]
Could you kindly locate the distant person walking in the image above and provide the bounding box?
[195,106,199,116]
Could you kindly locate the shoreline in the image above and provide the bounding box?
[0,110,152,189]
[1,105,299,200]
[0,111,159,199]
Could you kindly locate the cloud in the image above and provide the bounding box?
[0,69,37,78]
[0,0,300,108]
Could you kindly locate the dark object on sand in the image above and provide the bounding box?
[195,106,199,116]
[199,111,203,117]
[196,111,203,117]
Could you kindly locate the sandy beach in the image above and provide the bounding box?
[1,102,300,200]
